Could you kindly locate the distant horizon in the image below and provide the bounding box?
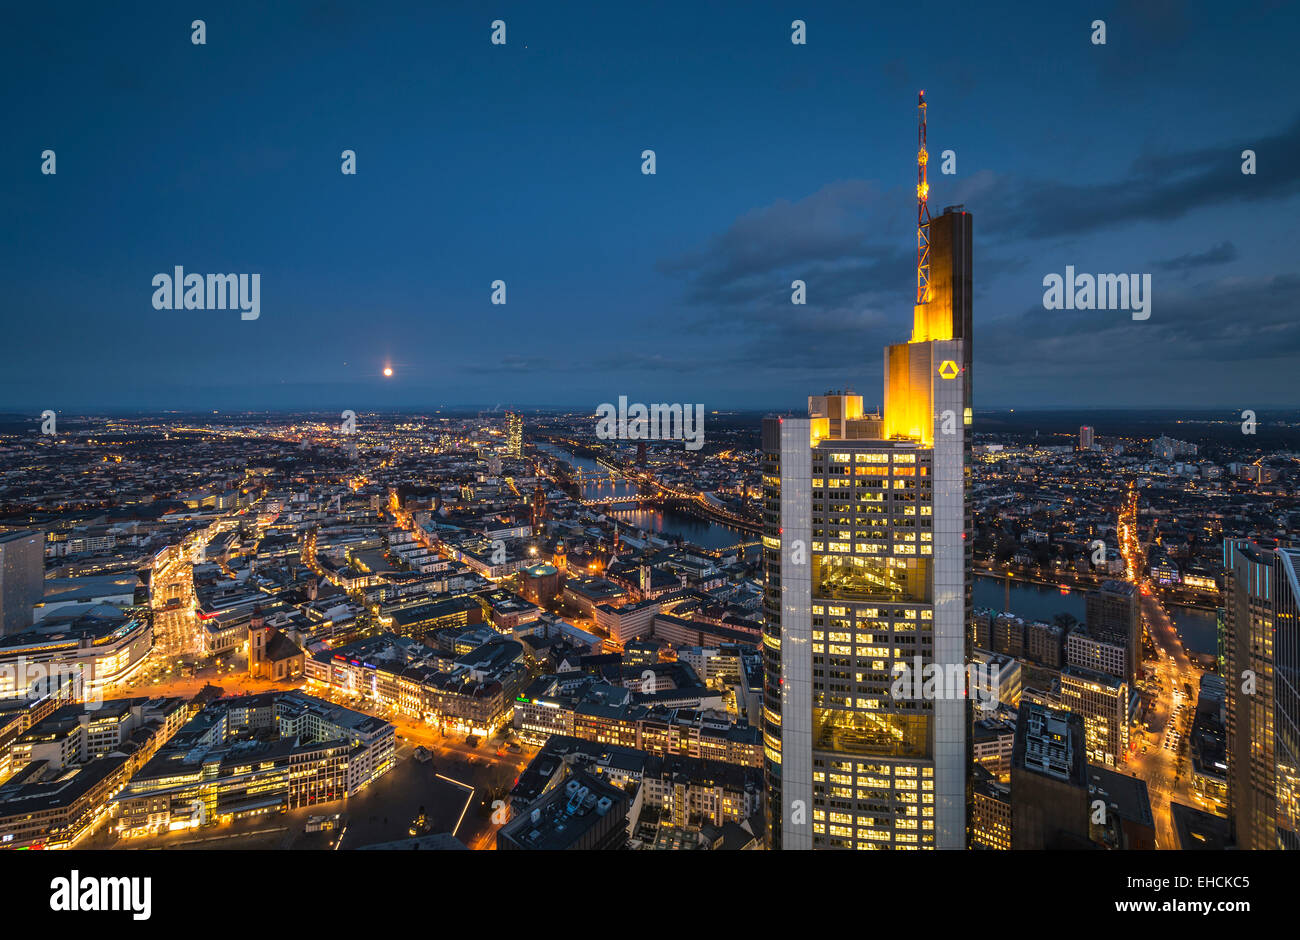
[3,404,1297,418]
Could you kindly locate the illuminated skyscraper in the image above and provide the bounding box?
[762,131,972,848]
[1086,580,1139,685]
[1223,539,1300,850]
[506,412,523,457]
[0,530,44,638]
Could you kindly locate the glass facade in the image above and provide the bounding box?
[1224,540,1300,849]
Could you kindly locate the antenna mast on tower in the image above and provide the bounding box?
[916,90,931,306]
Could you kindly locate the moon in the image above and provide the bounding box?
[383,367,393,377]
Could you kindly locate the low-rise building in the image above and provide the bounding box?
[116,691,394,836]
[497,769,633,850]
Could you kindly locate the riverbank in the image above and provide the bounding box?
[974,563,1219,614]
[973,573,1219,657]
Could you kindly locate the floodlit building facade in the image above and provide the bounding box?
[763,206,973,850]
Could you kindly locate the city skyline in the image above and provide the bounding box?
[2,1,1300,901]
[3,2,1299,411]
[0,357,1294,859]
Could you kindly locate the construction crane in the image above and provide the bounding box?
[916,90,931,306]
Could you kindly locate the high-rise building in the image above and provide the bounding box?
[1066,630,1127,682]
[0,530,44,638]
[506,412,523,457]
[1086,580,1139,685]
[1026,620,1064,668]
[762,102,971,849]
[1079,426,1094,450]
[1151,435,1197,460]
[1010,701,1090,849]
[1223,539,1300,850]
[1058,666,1130,768]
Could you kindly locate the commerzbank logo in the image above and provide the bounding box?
[938,360,959,380]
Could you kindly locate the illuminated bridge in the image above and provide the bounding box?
[580,494,645,507]
[580,489,761,534]
[566,467,623,485]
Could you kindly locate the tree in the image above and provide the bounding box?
[1053,613,1079,631]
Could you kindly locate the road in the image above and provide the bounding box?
[150,547,200,657]
[1114,484,1202,849]
[1128,582,1202,849]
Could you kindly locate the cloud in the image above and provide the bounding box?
[986,115,1300,239]
[978,273,1300,370]
[659,179,903,294]
[1153,241,1237,271]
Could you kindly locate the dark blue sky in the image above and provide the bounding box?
[2,0,1298,412]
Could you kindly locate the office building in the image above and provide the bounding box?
[1086,580,1139,685]
[497,769,632,850]
[1223,538,1300,849]
[1079,426,1094,451]
[116,691,394,836]
[0,755,128,849]
[0,610,152,699]
[1010,702,1090,849]
[807,390,881,440]
[0,530,44,637]
[1088,765,1156,850]
[6,696,187,778]
[1066,630,1128,682]
[506,412,523,457]
[1190,673,1228,812]
[762,102,971,849]
[972,712,1016,780]
[992,613,1026,658]
[969,648,1021,708]
[1171,802,1232,850]
[970,764,1011,850]
[0,675,79,785]
[1059,666,1130,768]
[1026,620,1064,668]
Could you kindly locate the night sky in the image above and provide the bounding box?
[2,0,1297,413]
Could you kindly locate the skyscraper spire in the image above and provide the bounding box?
[916,90,932,307]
